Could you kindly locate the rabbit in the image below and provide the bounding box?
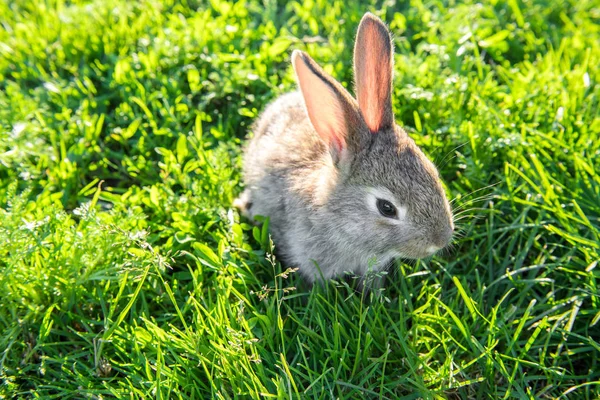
[234,12,454,285]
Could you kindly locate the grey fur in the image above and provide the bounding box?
[235,13,454,283]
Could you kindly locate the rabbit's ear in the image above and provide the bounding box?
[292,50,360,160]
[354,13,394,133]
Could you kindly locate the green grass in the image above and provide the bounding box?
[1,0,599,398]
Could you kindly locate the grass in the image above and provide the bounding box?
[1,0,599,398]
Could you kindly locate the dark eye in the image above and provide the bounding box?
[376,199,397,218]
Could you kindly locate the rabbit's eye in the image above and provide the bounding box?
[376,199,397,218]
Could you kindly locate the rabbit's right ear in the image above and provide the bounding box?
[354,13,394,133]
[292,50,361,163]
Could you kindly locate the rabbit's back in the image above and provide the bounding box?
[239,92,327,237]
[245,91,324,170]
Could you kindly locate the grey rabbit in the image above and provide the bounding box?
[235,12,454,284]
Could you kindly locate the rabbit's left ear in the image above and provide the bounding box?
[354,13,394,133]
[292,50,365,163]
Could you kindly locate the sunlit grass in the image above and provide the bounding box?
[1,0,599,398]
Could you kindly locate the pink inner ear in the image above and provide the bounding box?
[292,51,347,152]
[331,135,344,153]
[355,16,393,133]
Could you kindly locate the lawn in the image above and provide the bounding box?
[1,0,599,398]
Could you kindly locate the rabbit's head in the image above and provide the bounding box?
[291,13,453,260]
